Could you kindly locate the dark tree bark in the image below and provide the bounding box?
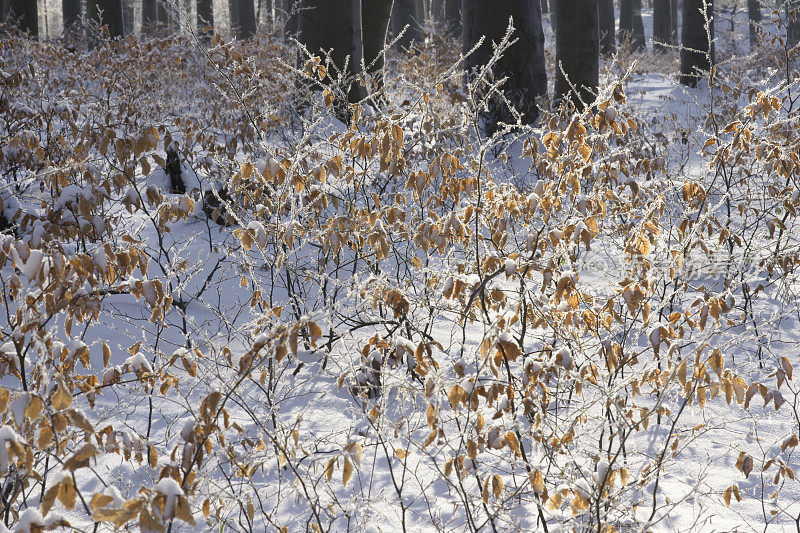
[443,0,461,34]
[680,0,714,86]
[633,0,646,50]
[285,0,299,37]
[787,0,800,49]
[620,0,645,50]
[463,0,547,134]
[671,0,679,43]
[63,0,82,31]
[298,0,367,113]
[8,0,38,36]
[541,0,548,15]
[157,0,174,31]
[236,0,257,38]
[142,0,157,32]
[228,0,239,34]
[619,0,633,44]
[87,0,124,37]
[101,0,125,37]
[392,0,421,51]
[362,0,392,97]
[123,0,135,35]
[653,0,672,50]
[197,0,214,36]
[599,0,616,55]
[555,0,598,110]
[748,0,760,48]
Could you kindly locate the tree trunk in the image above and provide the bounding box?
[285,0,299,37]
[541,0,548,15]
[299,0,367,113]
[619,0,633,43]
[228,0,238,34]
[599,0,616,55]
[555,0,598,110]
[237,0,257,38]
[671,0,679,43]
[653,0,672,50]
[633,0,646,50]
[392,0,421,50]
[8,0,38,36]
[362,0,392,97]
[680,0,713,86]
[463,0,547,134]
[787,0,800,49]
[748,0,760,48]
[550,0,557,39]
[157,0,174,31]
[63,0,82,31]
[123,0,135,35]
[142,0,157,32]
[197,0,214,35]
[443,0,460,34]
[92,0,124,37]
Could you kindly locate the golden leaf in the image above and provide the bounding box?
[102,343,111,368]
[532,470,544,495]
[42,483,59,516]
[139,508,165,533]
[342,457,353,487]
[57,478,77,510]
[64,443,97,471]
[492,475,504,498]
[324,457,335,482]
[707,349,723,376]
[175,495,196,525]
[90,493,114,511]
[52,381,73,411]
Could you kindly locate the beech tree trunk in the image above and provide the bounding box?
[63,0,82,31]
[619,0,633,44]
[88,0,124,37]
[748,0,760,48]
[392,0,421,51]
[362,0,392,97]
[599,0,616,55]
[653,0,672,50]
[680,0,714,86]
[633,0,646,50]
[8,0,37,36]
[620,0,645,50]
[787,0,800,49]
[228,0,239,34]
[555,0,598,110]
[236,0,257,38]
[285,0,299,37]
[463,0,547,134]
[443,0,460,34]
[142,0,157,32]
[123,0,135,35]
[299,0,367,113]
[197,0,214,35]
[671,0,679,43]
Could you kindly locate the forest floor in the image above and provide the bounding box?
[1,7,800,533]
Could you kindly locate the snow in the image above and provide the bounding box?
[11,509,44,533]
[124,353,153,374]
[0,426,22,473]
